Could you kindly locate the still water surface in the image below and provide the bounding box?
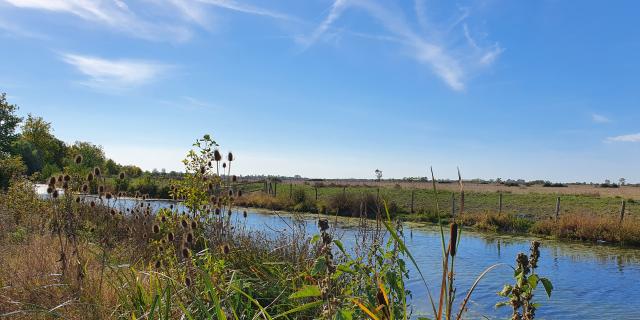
[35,187,640,319]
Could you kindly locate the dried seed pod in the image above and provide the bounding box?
[52,189,59,198]
[167,232,175,242]
[63,174,71,182]
[152,224,160,234]
[181,219,188,229]
[74,154,83,164]
[48,177,56,186]
[90,201,96,208]
[87,172,94,182]
[105,192,113,200]
[191,220,197,229]
[82,184,89,193]
[93,167,101,177]
[449,222,459,257]
[186,232,194,244]
[46,186,53,194]
[243,210,247,218]
[184,276,192,287]
[222,244,230,254]
[214,149,222,161]
[119,172,125,180]
[182,247,191,258]
[75,196,81,203]
[227,152,233,162]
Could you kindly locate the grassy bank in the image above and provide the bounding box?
[234,183,640,246]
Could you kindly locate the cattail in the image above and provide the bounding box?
[49,176,56,185]
[186,232,194,243]
[52,189,59,198]
[82,184,89,193]
[167,232,175,242]
[214,149,222,161]
[74,154,82,164]
[152,224,160,234]
[87,172,94,181]
[449,222,459,257]
[182,247,191,258]
[118,172,125,180]
[47,186,53,194]
[222,244,230,254]
[94,167,101,177]
[63,174,71,182]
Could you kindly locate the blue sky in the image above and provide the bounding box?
[1,0,639,182]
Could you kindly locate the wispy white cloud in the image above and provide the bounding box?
[591,113,611,123]
[61,53,171,89]
[2,0,195,42]
[196,0,293,21]
[300,0,502,91]
[606,133,640,143]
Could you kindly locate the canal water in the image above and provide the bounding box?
[35,186,640,319]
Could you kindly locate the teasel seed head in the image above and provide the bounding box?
[152,224,160,234]
[222,244,230,254]
[46,186,53,194]
[449,222,458,257]
[186,232,194,244]
[62,182,69,190]
[161,215,167,223]
[52,189,59,198]
[48,176,56,186]
[167,232,175,242]
[118,172,125,180]
[191,220,197,229]
[57,175,63,183]
[155,260,162,269]
[182,247,191,259]
[208,161,212,167]
[82,184,89,193]
[63,174,71,182]
[75,196,81,203]
[93,167,101,177]
[243,210,247,218]
[238,190,243,197]
[90,201,96,208]
[208,182,213,191]
[222,162,227,169]
[105,192,113,200]
[74,154,82,164]
[87,172,94,182]
[110,209,116,216]
[98,185,104,193]
[214,149,222,161]
[215,207,220,215]
[200,166,206,174]
[184,276,192,287]
[232,175,237,182]
[228,152,234,162]
[181,218,188,229]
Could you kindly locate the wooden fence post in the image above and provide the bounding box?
[289,183,292,199]
[555,196,561,221]
[499,192,503,214]
[315,187,318,201]
[451,193,455,216]
[410,190,415,214]
[620,200,626,223]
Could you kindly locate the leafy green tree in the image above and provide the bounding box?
[0,155,27,189]
[11,139,44,174]
[0,93,22,155]
[20,114,66,168]
[66,141,106,169]
[105,158,120,175]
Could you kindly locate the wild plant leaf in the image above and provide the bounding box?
[273,301,323,319]
[540,278,553,298]
[289,285,321,299]
[495,301,509,308]
[335,309,353,320]
[528,274,539,290]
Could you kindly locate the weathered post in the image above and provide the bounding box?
[274,182,277,196]
[315,187,318,201]
[620,200,626,223]
[289,183,292,199]
[555,196,561,221]
[451,193,455,216]
[410,190,415,214]
[499,192,503,214]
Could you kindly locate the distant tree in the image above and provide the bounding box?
[11,139,44,174]
[0,155,26,189]
[374,169,383,181]
[105,158,119,175]
[20,114,66,167]
[0,93,22,155]
[604,179,611,185]
[66,141,106,169]
[619,178,626,186]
